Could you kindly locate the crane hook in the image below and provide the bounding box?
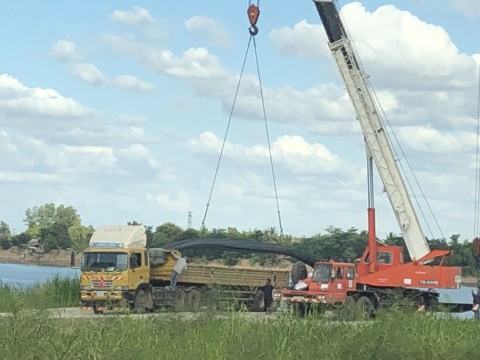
[247,4,260,36]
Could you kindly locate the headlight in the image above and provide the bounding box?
[114,286,129,291]
[80,285,93,291]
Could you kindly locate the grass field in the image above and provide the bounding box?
[1,278,479,360]
[0,276,79,312]
[0,308,479,360]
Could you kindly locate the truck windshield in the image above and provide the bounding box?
[81,252,128,272]
[312,263,332,283]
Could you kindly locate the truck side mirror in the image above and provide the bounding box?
[70,251,76,267]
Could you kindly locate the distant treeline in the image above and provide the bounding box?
[0,203,478,275]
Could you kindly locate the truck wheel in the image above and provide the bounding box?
[252,290,265,312]
[294,303,309,317]
[291,261,308,285]
[134,289,148,312]
[173,288,185,312]
[92,305,102,315]
[187,289,202,311]
[340,296,356,321]
[355,296,373,320]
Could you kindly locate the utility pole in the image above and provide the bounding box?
[187,211,192,229]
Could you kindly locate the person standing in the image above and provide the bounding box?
[472,287,480,320]
[170,251,187,288]
[260,278,274,312]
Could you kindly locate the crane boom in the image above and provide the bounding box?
[313,0,430,260]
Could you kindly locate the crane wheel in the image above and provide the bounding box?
[340,296,356,321]
[355,296,373,320]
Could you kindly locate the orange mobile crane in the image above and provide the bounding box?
[274,0,467,316]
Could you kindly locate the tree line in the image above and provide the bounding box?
[0,203,478,275]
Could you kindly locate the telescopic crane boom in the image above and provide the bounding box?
[313,0,430,261]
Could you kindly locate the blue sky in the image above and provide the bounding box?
[0,0,479,241]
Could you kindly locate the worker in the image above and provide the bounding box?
[170,251,187,288]
[472,287,480,320]
[260,278,274,312]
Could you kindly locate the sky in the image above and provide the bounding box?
[0,0,479,242]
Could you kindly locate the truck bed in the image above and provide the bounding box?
[150,262,290,288]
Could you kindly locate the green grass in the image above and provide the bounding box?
[0,281,478,359]
[0,276,79,312]
[0,309,479,360]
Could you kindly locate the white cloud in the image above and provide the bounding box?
[110,7,154,26]
[0,74,92,118]
[452,0,480,18]
[102,35,228,80]
[269,3,478,90]
[71,63,106,85]
[147,189,191,212]
[340,2,477,88]
[395,126,475,156]
[185,16,231,49]
[269,20,329,60]
[50,40,82,62]
[102,34,357,133]
[118,114,147,125]
[190,132,347,175]
[112,75,155,92]
[64,145,117,168]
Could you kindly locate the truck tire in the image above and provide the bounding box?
[134,289,152,312]
[290,261,308,285]
[173,288,185,312]
[252,290,265,312]
[355,296,373,320]
[92,305,102,315]
[340,296,356,321]
[186,289,202,311]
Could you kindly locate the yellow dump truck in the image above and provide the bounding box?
[76,225,290,313]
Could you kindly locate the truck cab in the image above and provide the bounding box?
[274,260,357,306]
[78,225,150,313]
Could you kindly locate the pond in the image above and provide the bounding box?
[0,263,79,287]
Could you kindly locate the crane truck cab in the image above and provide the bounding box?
[274,261,357,307]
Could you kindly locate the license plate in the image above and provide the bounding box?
[94,291,105,297]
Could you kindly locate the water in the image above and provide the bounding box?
[0,263,79,287]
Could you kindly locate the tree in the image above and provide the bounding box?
[23,203,86,252]
[151,222,184,247]
[40,223,71,252]
[24,203,81,238]
[0,221,11,239]
[68,224,95,250]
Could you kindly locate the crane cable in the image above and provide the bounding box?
[201,1,284,235]
[252,32,284,236]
